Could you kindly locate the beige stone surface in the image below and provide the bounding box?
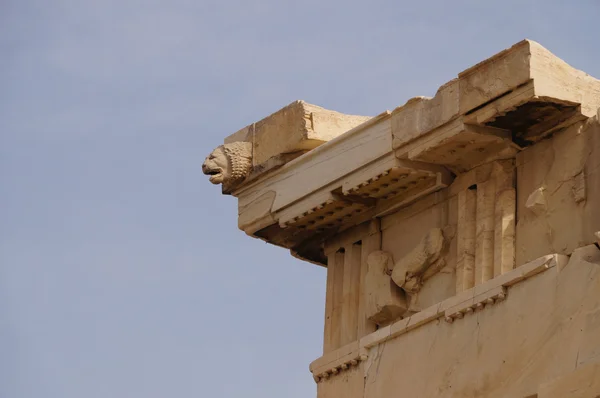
[475,178,496,284]
[456,189,476,292]
[202,40,600,258]
[391,79,459,149]
[311,253,580,395]
[516,115,600,265]
[458,40,533,115]
[357,230,381,338]
[323,227,382,354]
[347,253,566,349]
[202,142,252,194]
[364,251,407,326]
[201,40,600,398]
[310,342,367,378]
[363,253,600,398]
[392,40,600,163]
[317,364,364,398]
[237,190,276,231]
[227,100,371,166]
[578,306,600,368]
[401,121,518,174]
[460,40,600,118]
[390,227,446,294]
[381,194,456,311]
[323,250,344,353]
[538,363,600,398]
[341,244,362,346]
[309,341,359,373]
[236,111,392,212]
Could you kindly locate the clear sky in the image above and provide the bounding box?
[1,1,599,397]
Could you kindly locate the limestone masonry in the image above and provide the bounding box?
[202,40,600,397]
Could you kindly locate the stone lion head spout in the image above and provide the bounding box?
[202,142,252,194]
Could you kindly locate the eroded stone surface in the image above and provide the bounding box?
[516,116,600,265]
[200,39,600,398]
[390,228,446,294]
[538,363,600,398]
[226,100,371,166]
[364,251,407,326]
[363,254,600,398]
[202,142,252,194]
[525,187,548,216]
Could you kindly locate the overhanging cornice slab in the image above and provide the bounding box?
[202,39,600,265]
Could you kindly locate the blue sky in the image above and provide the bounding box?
[1,1,599,397]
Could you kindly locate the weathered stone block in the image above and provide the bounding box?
[226,100,371,166]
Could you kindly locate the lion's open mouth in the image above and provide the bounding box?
[205,167,224,184]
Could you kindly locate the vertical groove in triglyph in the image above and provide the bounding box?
[475,179,496,285]
[494,188,516,277]
[456,189,477,292]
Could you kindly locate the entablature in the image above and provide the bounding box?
[202,39,600,265]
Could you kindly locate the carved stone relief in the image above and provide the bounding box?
[202,142,252,194]
[390,227,447,295]
[199,40,600,398]
[364,228,449,325]
[364,251,408,326]
[525,187,547,216]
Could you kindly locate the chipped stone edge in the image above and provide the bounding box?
[309,345,368,383]
[309,253,568,382]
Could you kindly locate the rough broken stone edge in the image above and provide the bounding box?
[232,111,392,197]
[308,253,569,381]
[309,344,368,383]
[356,253,567,350]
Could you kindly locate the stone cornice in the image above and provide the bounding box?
[202,40,600,265]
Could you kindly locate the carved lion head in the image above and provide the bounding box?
[202,142,252,194]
